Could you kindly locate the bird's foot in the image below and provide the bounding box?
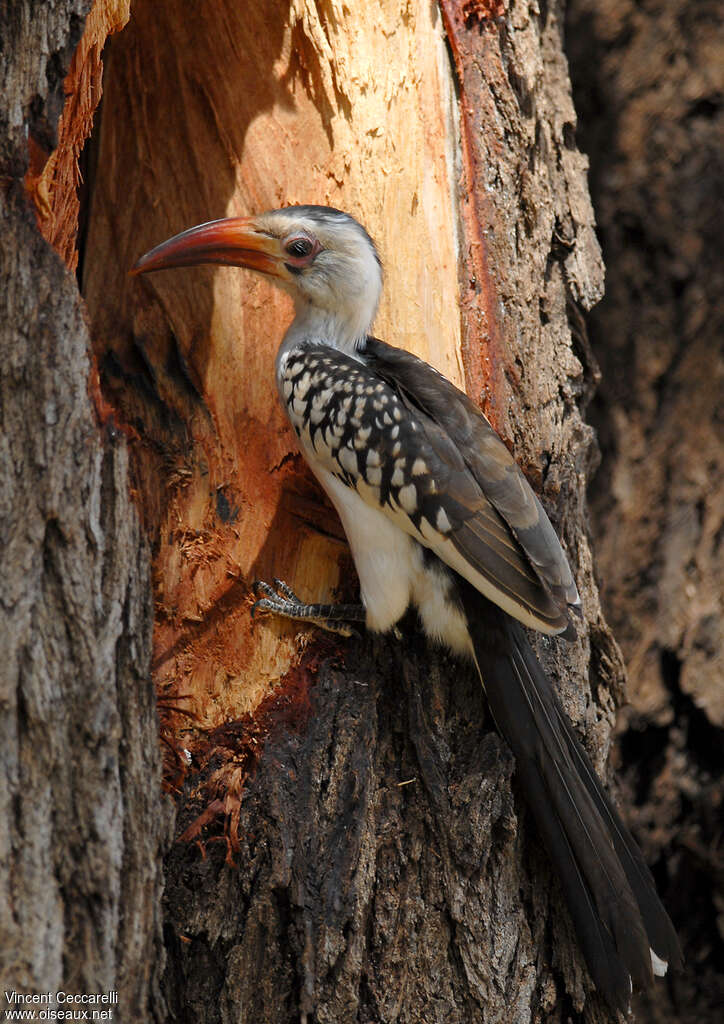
[251,578,364,638]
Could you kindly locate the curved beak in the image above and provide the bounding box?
[131,217,285,278]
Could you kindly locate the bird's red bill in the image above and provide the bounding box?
[131,217,283,277]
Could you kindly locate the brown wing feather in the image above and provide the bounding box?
[398,402,572,632]
[364,337,581,626]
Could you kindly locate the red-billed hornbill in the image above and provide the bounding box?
[133,205,681,1012]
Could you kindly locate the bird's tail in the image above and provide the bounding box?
[464,590,682,1013]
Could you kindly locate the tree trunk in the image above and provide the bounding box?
[0,2,166,1019]
[2,0,700,1021]
[567,2,724,1021]
[80,1,619,1019]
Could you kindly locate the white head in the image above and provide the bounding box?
[133,205,383,354]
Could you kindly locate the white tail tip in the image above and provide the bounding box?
[650,948,669,977]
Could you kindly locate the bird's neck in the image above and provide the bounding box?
[284,298,372,359]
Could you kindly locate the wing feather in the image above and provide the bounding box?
[364,338,581,624]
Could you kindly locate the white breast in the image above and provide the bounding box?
[310,460,473,658]
[313,465,418,633]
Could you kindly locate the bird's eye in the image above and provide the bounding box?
[286,237,314,259]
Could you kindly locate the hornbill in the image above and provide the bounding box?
[133,205,681,1012]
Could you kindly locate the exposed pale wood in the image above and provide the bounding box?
[84,0,464,729]
[24,0,131,269]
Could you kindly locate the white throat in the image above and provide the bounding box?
[286,296,374,357]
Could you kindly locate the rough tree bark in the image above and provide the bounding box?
[0,1,166,1019]
[1,0,695,1022]
[567,2,724,1021]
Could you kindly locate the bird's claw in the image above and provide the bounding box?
[251,578,358,638]
[251,579,297,619]
[250,596,278,618]
[272,577,302,602]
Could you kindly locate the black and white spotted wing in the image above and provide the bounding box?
[279,339,578,635]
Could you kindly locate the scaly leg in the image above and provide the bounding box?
[251,578,366,637]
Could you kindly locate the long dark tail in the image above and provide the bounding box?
[464,590,682,1012]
